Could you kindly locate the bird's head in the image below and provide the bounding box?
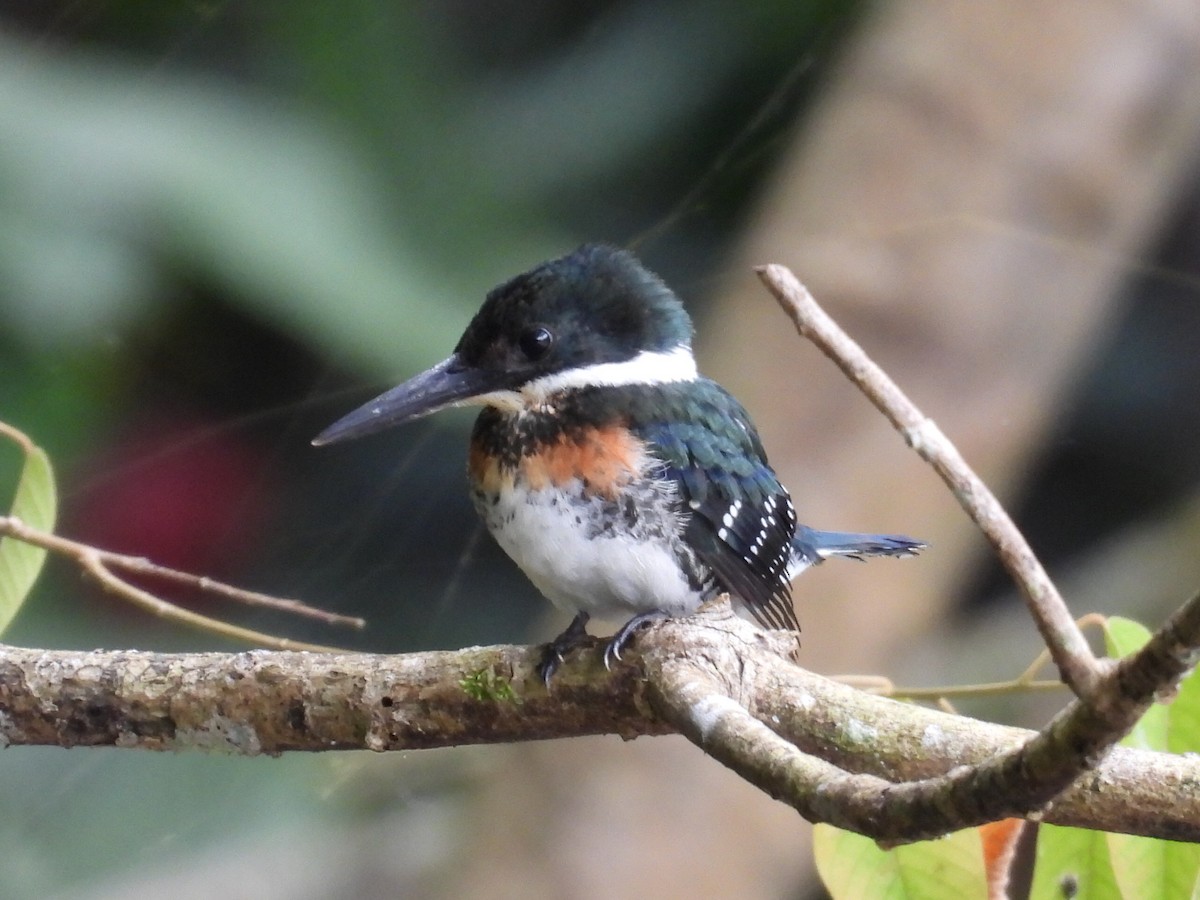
[313,244,697,445]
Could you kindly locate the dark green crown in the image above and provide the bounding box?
[453,244,694,387]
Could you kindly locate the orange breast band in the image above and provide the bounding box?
[469,426,644,499]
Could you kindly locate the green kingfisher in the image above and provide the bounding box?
[314,244,923,681]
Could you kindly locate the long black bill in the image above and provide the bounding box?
[312,355,498,446]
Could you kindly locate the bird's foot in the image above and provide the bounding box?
[537,612,591,686]
[603,610,669,670]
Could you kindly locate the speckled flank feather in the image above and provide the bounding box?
[627,379,802,632]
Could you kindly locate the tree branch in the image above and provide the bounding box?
[755,264,1103,696]
[2,602,1197,842]
[0,514,358,651]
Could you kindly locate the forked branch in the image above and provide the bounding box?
[755,264,1103,696]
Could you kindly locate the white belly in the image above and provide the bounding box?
[479,482,702,621]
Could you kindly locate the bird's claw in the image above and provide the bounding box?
[540,611,668,683]
[536,647,565,687]
[602,642,622,671]
[537,612,591,686]
[602,610,668,671]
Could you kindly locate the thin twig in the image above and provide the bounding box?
[78,552,343,653]
[0,515,357,650]
[840,614,1113,699]
[0,421,37,456]
[1009,612,1111,687]
[756,264,1103,697]
[879,679,1066,700]
[102,552,364,629]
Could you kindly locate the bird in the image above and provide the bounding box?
[313,244,924,682]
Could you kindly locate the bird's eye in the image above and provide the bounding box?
[519,326,554,360]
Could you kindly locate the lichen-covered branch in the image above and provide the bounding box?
[0,638,668,753]
[1,603,1197,843]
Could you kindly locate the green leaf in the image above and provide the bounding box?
[1102,617,1169,752]
[1102,615,1151,658]
[0,425,57,636]
[813,824,987,900]
[1031,824,1121,900]
[1102,615,1200,754]
[1099,616,1200,896]
[1167,632,1200,757]
[1107,832,1200,900]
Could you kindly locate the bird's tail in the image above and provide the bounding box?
[788,526,926,578]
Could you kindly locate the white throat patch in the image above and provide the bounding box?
[462,345,698,413]
[522,345,697,403]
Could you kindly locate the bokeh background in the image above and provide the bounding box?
[2,2,1200,897]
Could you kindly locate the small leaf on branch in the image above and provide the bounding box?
[1030,824,1119,900]
[1100,615,1200,897]
[0,418,359,649]
[0,421,57,636]
[1104,617,1168,750]
[813,822,988,899]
